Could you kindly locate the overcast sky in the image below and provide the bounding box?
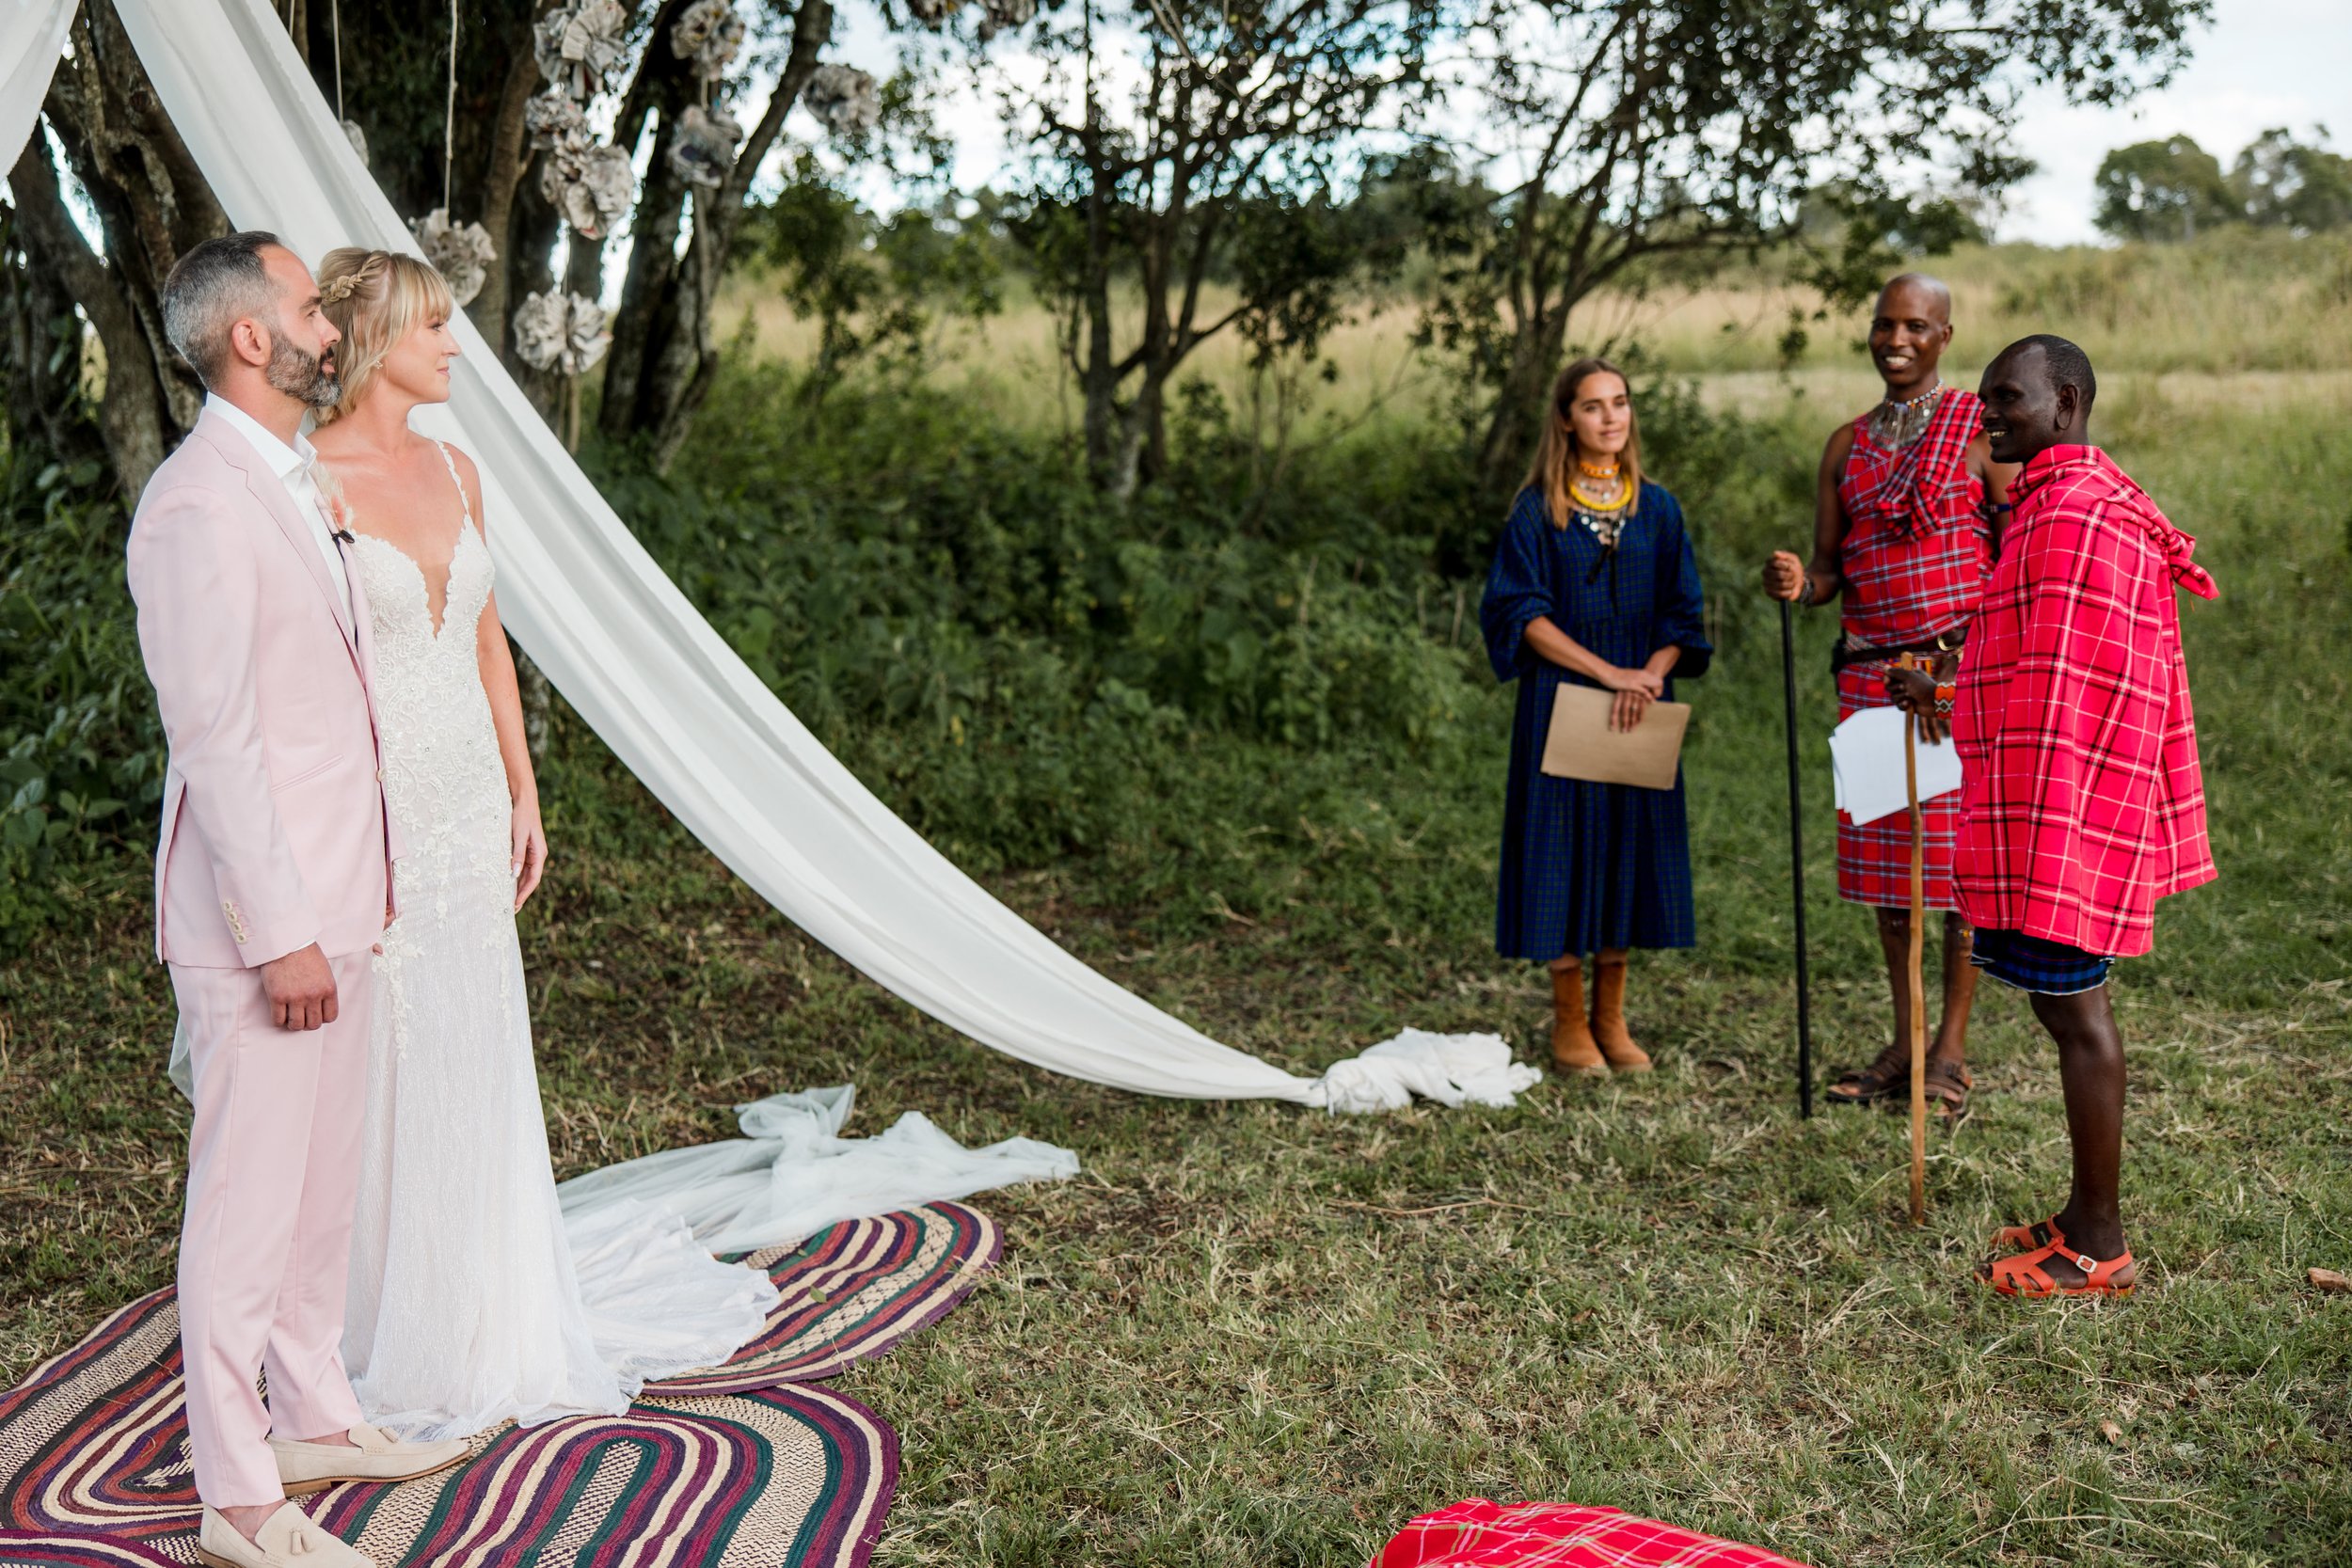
[1995,0,2352,244]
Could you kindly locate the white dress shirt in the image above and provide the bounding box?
[205,392,353,618]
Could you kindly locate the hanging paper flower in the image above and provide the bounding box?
[512,290,612,375]
[803,65,882,141]
[534,0,628,101]
[977,0,1037,38]
[523,88,590,152]
[539,139,635,239]
[341,119,371,167]
[409,209,499,309]
[670,0,747,80]
[666,104,744,189]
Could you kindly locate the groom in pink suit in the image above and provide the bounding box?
[133,232,465,1568]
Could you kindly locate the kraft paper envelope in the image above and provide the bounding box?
[1539,683,1690,790]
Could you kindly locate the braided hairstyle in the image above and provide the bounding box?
[312,248,455,425]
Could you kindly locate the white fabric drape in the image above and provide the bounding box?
[18,0,1532,1115]
[0,1,72,172]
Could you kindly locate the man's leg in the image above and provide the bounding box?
[2031,984,2129,1283]
[1873,906,1918,1053]
[172,963,334,1514]
[261,951,373,1449]
[1931,911,1980,1069]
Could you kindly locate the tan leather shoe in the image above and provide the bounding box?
[1591,956,1652,1073]
[197,1502,374,1568]
[269,1423,469,1496]
[1549,964,1608,1076]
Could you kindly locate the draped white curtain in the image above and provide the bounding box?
[9,0,1533,1114]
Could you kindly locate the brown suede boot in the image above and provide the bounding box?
[1590,957,1652,1073]
[1550,964,1607,1076]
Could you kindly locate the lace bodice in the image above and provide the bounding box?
[345,443,512,929]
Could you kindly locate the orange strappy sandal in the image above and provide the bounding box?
[1980,1240,2137,1299]
[1990,1215,2066,1254]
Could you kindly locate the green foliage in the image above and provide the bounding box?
[2097,127,2352,241]
[2233,127,2352,234]
[0,449,161,946]
[2094,133,2237,242]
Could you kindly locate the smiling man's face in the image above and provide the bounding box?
[1867,277,1953,392]
[1978,342,2078,466]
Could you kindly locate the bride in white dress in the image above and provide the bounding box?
[307,249,777,1441]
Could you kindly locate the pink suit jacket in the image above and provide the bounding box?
[127,408,398,968]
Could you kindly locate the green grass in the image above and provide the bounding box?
[4,394,2348,1566]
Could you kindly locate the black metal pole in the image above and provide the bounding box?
[1780,599,1814,1118]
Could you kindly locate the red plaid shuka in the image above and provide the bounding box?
[1952,445,2218,957]
[1832,388,1994,910]
[1372,1499,1812,1568]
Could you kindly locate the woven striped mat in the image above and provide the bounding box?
[0,1203,998,1567]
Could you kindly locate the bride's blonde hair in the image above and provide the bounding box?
[313,248,454,425]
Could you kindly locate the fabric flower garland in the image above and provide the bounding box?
[671,0,748,79]
[539,135,635,239]
[667,104,745,188]
[512,289,612,376]
[803,65,882,140]
[410,209,499,308]
[533,0,628,101]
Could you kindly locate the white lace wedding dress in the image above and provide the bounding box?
[339,442,778,1441]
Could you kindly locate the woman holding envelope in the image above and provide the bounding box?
[1481,358,1712,1077]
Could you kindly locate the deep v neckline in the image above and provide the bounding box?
[368,521,479,640]
[352,438,478,640]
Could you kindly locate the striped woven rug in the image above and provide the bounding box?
[0,1203,997,1567]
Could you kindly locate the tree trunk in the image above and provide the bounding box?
[8,136,173,496]
[11,1,228,497]
[597,0,831,468]
[1476,288,1573,502]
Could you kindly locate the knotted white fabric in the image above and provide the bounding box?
[16,0,1533,1117]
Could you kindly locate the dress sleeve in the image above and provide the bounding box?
[1479,490,1555,683]
[1650,489,1713,680]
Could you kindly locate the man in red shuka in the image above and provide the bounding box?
[1762,274,2013,1123]
[1893,333,2217,1298]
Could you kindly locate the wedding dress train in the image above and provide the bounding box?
[340,444,776,1440]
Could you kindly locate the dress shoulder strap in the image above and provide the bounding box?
[432,439,473,523]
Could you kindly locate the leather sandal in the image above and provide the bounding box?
[1980,1240,2137,1299]
[1990,1214,2066,1254]
[1825,1039,1909,1107]
[1922,1058,1972,1124]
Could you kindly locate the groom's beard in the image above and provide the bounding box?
[266,337,341,409]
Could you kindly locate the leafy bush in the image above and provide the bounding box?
[0,348,1805,948]
[0,450,161,945]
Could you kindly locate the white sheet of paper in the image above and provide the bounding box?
[1829,706,1963,828]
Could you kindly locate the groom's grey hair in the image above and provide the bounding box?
[162,230,286,388]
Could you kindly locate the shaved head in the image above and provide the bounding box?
[1867,273,1955,395]
[1877,273,1952,325]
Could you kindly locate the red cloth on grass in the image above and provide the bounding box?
[1832,388,1994,910]
[1370,1499,1812,1568]
[1951,444,2218,957]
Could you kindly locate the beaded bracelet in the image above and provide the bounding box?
[1934,680,1956,717]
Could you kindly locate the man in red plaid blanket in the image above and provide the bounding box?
[1762,274,2013,1122]
[1892,334,2217,1298]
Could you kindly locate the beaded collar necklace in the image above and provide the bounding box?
[1866,381,1943,452]
[1567,456,1633,546]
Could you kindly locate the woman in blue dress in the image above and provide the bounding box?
[1480,357,1711,1076]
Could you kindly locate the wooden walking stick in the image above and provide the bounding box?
[1779,599,1814,1118]
[1898,653,1929,1225]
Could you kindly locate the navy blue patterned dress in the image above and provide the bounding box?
[1481,483,1712,961]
